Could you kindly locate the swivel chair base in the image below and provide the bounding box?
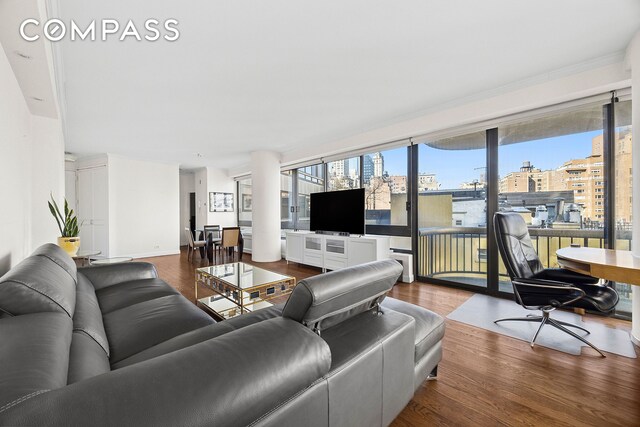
[494,308,606,357]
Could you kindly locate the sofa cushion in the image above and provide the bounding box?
[0,312,72,409]
[112,305,284,369]
[79,262,158,291]
[73,274,109,356]
[0,253,76,317]
[381,297,445,361]
[103,295,215,363]
[67,331,111,384]
[32,243,77,283]
[282,259,402,331]
[95,278,179,314]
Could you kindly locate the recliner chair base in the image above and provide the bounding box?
[494,308,606,357]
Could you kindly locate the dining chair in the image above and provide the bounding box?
[218,227,241,263]
[204,225,222,263]
[493,211,619,357]
[185,227,206,261]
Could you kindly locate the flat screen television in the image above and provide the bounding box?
[310,188,365,235]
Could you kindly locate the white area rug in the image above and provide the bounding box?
[447,294,636,358]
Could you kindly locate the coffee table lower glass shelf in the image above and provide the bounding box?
[198,295,276,319]
[195,262,296,320]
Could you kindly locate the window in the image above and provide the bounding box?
[363,148,408,226]
[281,171,293,229]
[498,103,605,292]
[327,157,360,190]
[614,99,633,316]
[237,177,252,227]
[296,164,325,230]
[418,131,488,289]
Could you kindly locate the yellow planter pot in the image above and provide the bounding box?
[57,237,80,257]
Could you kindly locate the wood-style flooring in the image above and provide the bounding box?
[140,248,640,427]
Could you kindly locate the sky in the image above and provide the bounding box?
[373,130,602,189]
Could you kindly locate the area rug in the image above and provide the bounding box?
[446,294,636,358]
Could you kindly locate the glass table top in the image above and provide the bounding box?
[197,262,293,290]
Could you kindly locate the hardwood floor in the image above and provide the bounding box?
[140,248,640,426]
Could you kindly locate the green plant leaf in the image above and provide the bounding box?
[48,200,64,235]
[49,193,79,237]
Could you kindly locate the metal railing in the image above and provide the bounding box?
[417,226,632,282]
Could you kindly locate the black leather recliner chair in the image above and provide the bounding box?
[493,211,619,357]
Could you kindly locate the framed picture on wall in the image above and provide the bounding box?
[209,192,234,212]
[242,194,252,212]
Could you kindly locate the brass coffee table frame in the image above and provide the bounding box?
[195,263,296,319]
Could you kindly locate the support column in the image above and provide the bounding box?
[627,31,640,345]
[250,151,281,262]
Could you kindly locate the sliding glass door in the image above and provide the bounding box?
[614,100,633,316]
[415,95,632,308]
[497,103,605,294]
[416,131,489,290]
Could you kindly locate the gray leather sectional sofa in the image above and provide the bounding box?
[0,244,444,426]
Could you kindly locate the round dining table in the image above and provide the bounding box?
[556,247,640,346]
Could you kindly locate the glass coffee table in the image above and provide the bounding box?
[195,262,296,319]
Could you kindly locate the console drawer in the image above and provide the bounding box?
[325,256,348,271]
[304,251,324,268]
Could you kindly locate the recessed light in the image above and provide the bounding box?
[31,96,44,102]
[14,51,32,60]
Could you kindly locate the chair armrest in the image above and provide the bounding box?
[512,277,586,308]
[78,262,158,290]
[0,318,331,427]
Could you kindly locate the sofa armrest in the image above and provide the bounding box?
[0,317,331,427]
[78,262,158,290]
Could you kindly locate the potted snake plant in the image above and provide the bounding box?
[48,194,81,256]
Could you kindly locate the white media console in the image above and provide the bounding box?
[285,231,390,271]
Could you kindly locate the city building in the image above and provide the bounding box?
[330,159,349,177]
[389,175,408,193]
[372,152,384,177]
[418,173,440,192]
[362,154,374,183]
[498,132,632,223]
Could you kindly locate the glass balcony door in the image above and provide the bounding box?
[417,131,489,290]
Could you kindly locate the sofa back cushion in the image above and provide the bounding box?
[67,331,111,384]
[0,244,77,317]
[73,273,110,356]
[282,259,402,331]
[32,243,77,282]
[0,312,72,409]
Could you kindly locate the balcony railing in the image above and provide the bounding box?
[417,226,633,312]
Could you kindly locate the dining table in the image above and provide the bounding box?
[556,246,640,346]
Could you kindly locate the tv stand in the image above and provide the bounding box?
[285,231,390,271]
[314,230,351,236]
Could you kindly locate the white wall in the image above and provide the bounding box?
[107,155,180,258]
[206,167,237,227]
[194,168,208,229]
[30,115,65,250]
[0,44,32,274]
[193,167,237,230]
[179,171,195,245]
[0,42,64,275]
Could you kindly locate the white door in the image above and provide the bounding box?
[77,166,109,256]
[64,170,77,213]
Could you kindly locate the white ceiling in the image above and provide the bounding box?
[54,0,640,170]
